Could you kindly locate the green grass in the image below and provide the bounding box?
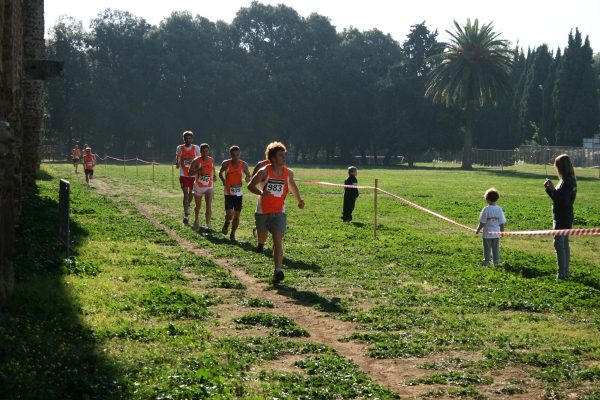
[1,161,600,399]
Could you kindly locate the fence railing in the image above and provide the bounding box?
[515,146,600,168]
[469,146,600,168]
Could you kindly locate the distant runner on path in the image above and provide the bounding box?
[83,147,96,187]
[247,142,304,284]
[218,145,251,241]
[72,145,81,173]
[175,131,200,225]
[188,143,216,233]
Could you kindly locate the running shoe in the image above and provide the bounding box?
[193,219,199,232]
[221,221,230,235]
[256,243,264,254]
[229,233,236,242]
[272,270,285,284]
[183,215,189,225]
[204,225,213,234]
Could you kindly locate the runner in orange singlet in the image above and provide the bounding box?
[83,147,96,187]
[175,131,200,225]
[72,145,81,173]
[218,145,251,241]
[250,158,270,238]
[188,143,216,233]
[247,142,304,284]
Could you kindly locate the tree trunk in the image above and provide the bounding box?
[312,147,319,164]
[360,148,366,165]
[21,0,45,192]
[462,99,475,170]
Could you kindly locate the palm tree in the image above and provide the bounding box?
[425,19,516,169]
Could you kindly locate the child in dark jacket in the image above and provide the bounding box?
[342,166,359,222]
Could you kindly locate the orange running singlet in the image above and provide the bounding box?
[179,144,197,176]
[84,153,94,170]
[225,160,244,196]
[257,165,289,214]
[195,156,214,188]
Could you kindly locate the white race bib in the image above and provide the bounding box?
[183,157,193,167]
[230,184,242,196]
[199,174,211,185]
[266,178,285,197]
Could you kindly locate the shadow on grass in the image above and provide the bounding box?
[0,171,121,399]
[203,234,323,271]
[272,285,348,314]
[35,168,55,181]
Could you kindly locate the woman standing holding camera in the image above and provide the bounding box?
[544,154,578,281]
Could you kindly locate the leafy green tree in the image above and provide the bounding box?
[376,22,460,166]
[425,19,516,169]
[45,16,91,153]
[336,27,402,164]
[87,9,153,155]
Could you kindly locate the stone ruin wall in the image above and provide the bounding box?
[1,0,48,301]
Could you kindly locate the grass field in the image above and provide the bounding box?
[1,160,599,399]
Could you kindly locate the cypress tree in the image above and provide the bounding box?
[518,45,553,143]
[509,47,532,147]
[552,29,598,146]
[542,48,561,145]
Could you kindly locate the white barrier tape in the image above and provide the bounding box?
[377,188,476,232]
[295,179,375,190]
[94,154,161,164]
[297,178,600,237]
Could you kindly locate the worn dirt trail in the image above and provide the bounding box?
[93,178,543,399]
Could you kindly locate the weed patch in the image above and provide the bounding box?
[237,297,275,308]
[128,285,219,319]
[234,312,310,337]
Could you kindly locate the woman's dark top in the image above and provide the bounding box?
[546,176,577,229]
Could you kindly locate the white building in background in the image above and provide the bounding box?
[583,134,600,148]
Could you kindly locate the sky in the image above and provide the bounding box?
[44,0,600,53]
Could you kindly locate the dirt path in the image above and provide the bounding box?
[93,178,542,399]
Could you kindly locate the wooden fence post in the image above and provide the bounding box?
[136,157,138,176]
[152,161,155,183]
[172,163,175,189]
[124,154,126,172]
[374,179,378,239]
